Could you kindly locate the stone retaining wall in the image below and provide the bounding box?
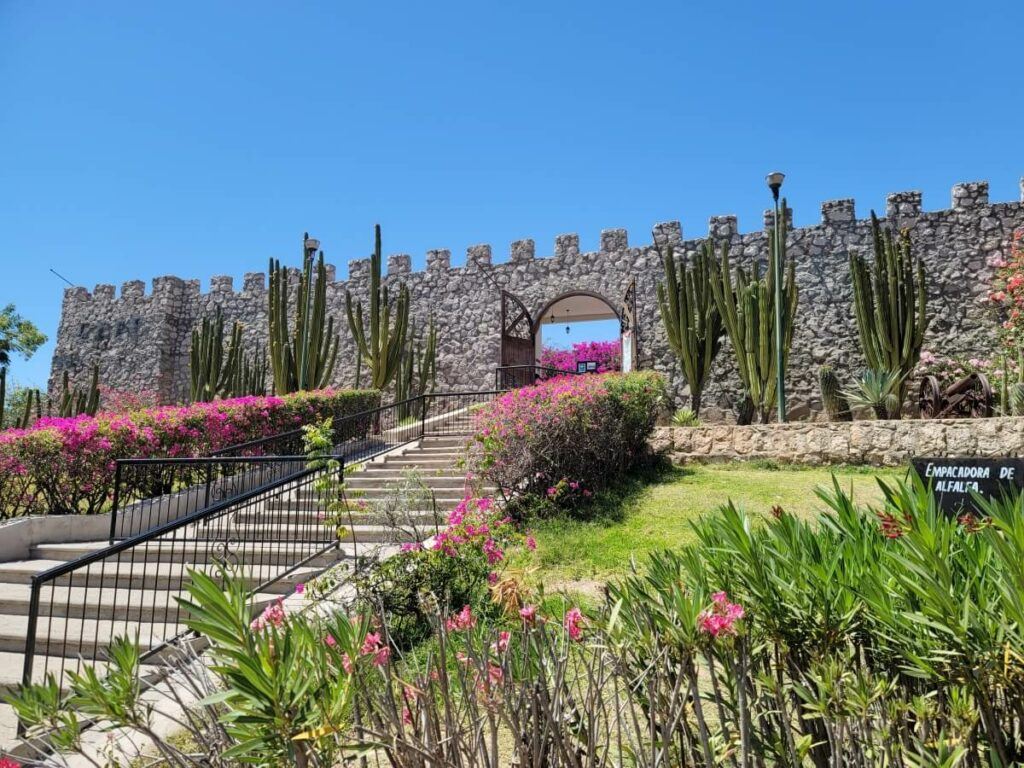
[651,417,1024,467]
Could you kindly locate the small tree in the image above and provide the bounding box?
[0,304,46,429]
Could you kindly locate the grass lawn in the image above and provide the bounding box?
[521,462,904,593]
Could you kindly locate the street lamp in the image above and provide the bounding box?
[765,171,786,423]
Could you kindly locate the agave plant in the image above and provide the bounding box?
[843,368,903,419]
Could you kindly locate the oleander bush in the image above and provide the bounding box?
[469,371,665,516]
[16,476,1024,766]
[0,389,380,517]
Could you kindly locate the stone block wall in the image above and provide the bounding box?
[652,416,1024,467]
[50,176,1024,411]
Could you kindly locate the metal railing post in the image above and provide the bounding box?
[18,578,42,737]
[419,394,428,438]
[108,461,123,544]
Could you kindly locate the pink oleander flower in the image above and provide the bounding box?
[487,571,499,585]
[402,707,413,726]
[295,583,305,595]
[446,604,476,632]
[250,598,286,632]
[697,591,745,638]
[0,757,22,768]
[324,634,337,647]
[341,653,354,674]
[360,632,391,666]
[519,604,537,623]
[492,630,511,653]
[564,607,584,641]
[401,542,423,552]
[524,535,537,551]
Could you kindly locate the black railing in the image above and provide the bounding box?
[23,455,344,702]
[108,391,502,543]
[494,364,578,390]
[109,455,309,541]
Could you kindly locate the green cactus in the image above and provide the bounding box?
[708,205,798,423]
[818,365,852,422]
[656,241,723,415]
[346,225,410,391]
[190,310,267,402]
[849,212,930,418]
[1011,383,1024,416]
[16,388,39,428]
[56,365,100,418]
[396,318,438,420]
[268,235,340,394]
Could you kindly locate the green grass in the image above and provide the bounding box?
[521,462,904,592]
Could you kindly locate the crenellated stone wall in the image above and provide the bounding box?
[51,177,1024,415]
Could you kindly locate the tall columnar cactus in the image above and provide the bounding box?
[268,235,340,394]
[0,367,6,430]
[849,212,929,418]
[709,208,798,423]
[818,365,852,422]
[656,241,723,415]
[17,388,40,428]
[56,365,100,418]
[190,310,267,401]
[396,318,438,420]
[346,225,410,391]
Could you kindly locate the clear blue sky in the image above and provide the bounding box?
[2,1,1022,387]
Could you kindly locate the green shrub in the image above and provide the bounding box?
[671,406,700,426]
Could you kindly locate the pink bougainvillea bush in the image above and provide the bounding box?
[538,340,621,374]
[469,372,664,515]
[0,389,380,518]
[986,227,1024,351]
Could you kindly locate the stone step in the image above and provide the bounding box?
[407,445,466,454]
[0,560,318,593]
[381,458,456,468]
[341,475,470,490]
[31,540,351,567]
[0,611,191,658]
[0,651,162,696]
[240,507,441,527]
[231,523,427,544]
[417,436,471,448]
[0,581,284,621]
[341,488,465,503]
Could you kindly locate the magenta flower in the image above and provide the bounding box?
[446,604,476,632]
[697,591,745,638]
[564,607,584,641]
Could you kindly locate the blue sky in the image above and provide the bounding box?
[2,1,1022,386]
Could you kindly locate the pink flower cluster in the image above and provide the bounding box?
[429,495,518,565]
[987,227,1024,350]
[250,598,287,632]
[446,604,477,632]
[563,607,585,641]
[539,340,622,374]
[697,592,745,638]
[0,389,378,518]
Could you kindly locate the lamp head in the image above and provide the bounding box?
[765,171,785,201]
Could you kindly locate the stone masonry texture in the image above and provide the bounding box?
[652,416,1024,467]
[51,177,1024,414]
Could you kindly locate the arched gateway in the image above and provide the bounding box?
[499,278,638,387]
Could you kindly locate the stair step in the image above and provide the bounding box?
[0,581,285,621]
[31,541,351,567]
[0,651,162,696]
[343,476,469,490]
[0,560,319,593]
[230,523,427,543]
[381,459,456,468]
[0,612,189,658]
[242,507,442,527]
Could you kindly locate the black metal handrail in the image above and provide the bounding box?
[108,390,503,544]
[23,453,345,709]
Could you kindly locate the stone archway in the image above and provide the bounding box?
[532,290,622,372]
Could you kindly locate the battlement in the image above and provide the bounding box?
[60,176,1024,304]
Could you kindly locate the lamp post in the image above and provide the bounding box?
[765,171,786,423]
[299,232,320,390]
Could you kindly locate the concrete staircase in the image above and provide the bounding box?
[0,432,473,748]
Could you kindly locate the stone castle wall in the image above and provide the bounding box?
[51,177,1024,415]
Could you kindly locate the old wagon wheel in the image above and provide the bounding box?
[919,375,943,419]
[966,372,994,418]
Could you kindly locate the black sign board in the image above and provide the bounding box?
[576,361,599,374]
[911,457,1024,516]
